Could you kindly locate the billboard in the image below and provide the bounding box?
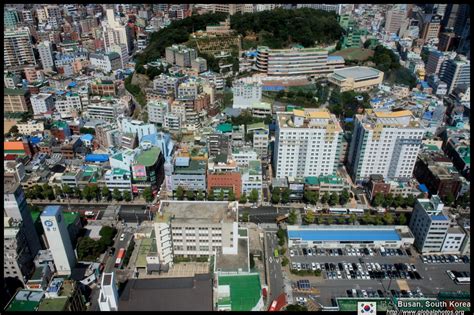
[133,165,147,181]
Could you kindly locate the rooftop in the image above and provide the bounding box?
[135,147,161,167]
[118,274,213,311]
[41,205,61,217]
[173,159,207,175]
[155,201,236,224]
[217,274,261,311]
[331,66,381,80]
[215,238,249,273]
[37,297,68,311]
[288,227,401,241]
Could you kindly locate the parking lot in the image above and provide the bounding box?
[286,246,471,307]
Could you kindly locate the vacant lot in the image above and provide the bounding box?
[330,48,374,61]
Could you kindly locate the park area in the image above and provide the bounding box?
[330,47,374,61]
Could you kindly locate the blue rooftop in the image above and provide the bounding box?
[418,184,428,193]
[80,134,94,141]
[41,205,61,217]
[328,56,344,61]
[431,215,448,221]
[85,154,109,162]
[30,136,41,144]
[288,229,401,241]
[68,82,77,88]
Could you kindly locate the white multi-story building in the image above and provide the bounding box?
[106,43,129,68]
[4,27,36,67]
[164,112,182,131]
[4,72,22,89]
[348,110,425,184]
[232,149,258,167]
[31,93,55,115]
[17,121,44,135]
[232,79,262,109]
[40,206,77,275]
[296,4,343,14]
[86,99,123,121]
[153,74,183,97]
[147,100,168,125]
[240,160,263,199]
[273,109,343,178]
[177,81,203,100]
[55,92,82,118]
[98,273,119,311]
[104,168,132,192]
[153,201,238,267]
[89,52,121,73]
[120,118,158,141]
[439,55,470,94]
[441,226,466,253]
[409,196,450,253]
[38,41,55,71]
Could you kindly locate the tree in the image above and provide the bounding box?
[326,216,334,225]
[328,192,339,206]
[9,125,19,134]
[348,214,357,225]
[227,190,236,201]
[282,256,289,267]
[277,228,285,240]
[383,193,394,208]
[208,190,215,201]
[339,189,350,205]
[74,187,82,200]
[53,185,63,198]
[62,184,73,198]
[303,211,315,224]
[271,188,281,204]
[278,237,285,246]
[186,190,195,200]
[90,184,100,201]
[239,192,248,204]
[374,216,384,225]
[83,186,93,201]
[101,186,110,200]
[288,210,297,225]
[196,190,205,201]
[444,192,455,207]
[112,188,122,201]
[123,191,132,202]
[362,212,372,225]
[393,194,405,208]
[383,212,394,225]
[372,192,384,207]
[218,190,225,201]
[242,211,249,222]
[398,213,407,225]
[304,190,318,205]
[281,188,290,204]
[286,304,308,311]
[321,192,330,204]
[405,194,416,208]
[176,186,185,200]
[142,187,154,202]
[337,217,346,225]
[249,189,259,203]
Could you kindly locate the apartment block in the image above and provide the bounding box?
[4,27,36,67]
[4,88,32,113]
[171,157,207,193]
[232,79,262,109]
[31,93,55,115]
[147,100,168,125]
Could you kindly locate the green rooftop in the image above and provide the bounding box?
[52,121,69,129]
[37,297,68,311]
[4,88,28,96]
[247,122,268,131]
[424,144,440,151]
[218,274,261,311]
[6,299,40,312]
[174,159,207,175]
[136,238,154,268]
[135,147,161,167]
[31,211,78,226]
[251,102,271,110]
[216,123,233,133]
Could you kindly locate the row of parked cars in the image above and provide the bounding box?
[380,247,409,256]
[421,254,469,264]
[346,288,423,298]
[446,270,470,280]
[290,247,381,257]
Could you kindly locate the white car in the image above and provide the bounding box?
[290,250,295,257]
[446,270,456,280]
[311,262,316,271]
[119,233,125,241]
[297,263,302,271]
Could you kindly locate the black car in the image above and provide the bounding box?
[408,271,415,279]
[462,256,470,263]
[302,248,308,256]
[338,249,343,255]
[347,290,353,297]
[325,263,330,270]
[364,248,370,255]
[352,263,358,270]
[401,290,408,297]
[414,271,422,280]
[377,290,384,297]
[329,263,336,270]
[338,263,344,270]
[108,247,116,256]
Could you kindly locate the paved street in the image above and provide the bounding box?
[264,231,285,302]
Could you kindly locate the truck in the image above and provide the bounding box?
[115,248,126,268]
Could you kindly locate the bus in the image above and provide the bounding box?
[115,248,126,268]
[455,277,470,285]
[329,208,347,215]
[274,249,279,258]
[347,208,364,215]
[268,300,278,311]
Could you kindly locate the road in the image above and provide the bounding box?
[264,231,285,302]
[241,206,300,224]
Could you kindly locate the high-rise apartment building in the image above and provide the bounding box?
[40,206,77,275]
[4,8,20,29]
[348,110,425,183]
[418,13,442,43]
[385,6,407,34]
[439,56,470,94]
[232,79,263,109]
[273,108,343,179]
[37,41,55,71]
[409,196,449,253]
[4,27,37,67]
[425,50,446,75]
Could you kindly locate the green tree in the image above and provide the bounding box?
[383,193,394,208]
[53,185,63,198]
[339,189,350,205]
[398,213,407,225]
[337,217,346,225]
[101,186,110,200]
[186,190,195,200]
[242,211,249,222]
[282,256,289,267]
[374,216,384,225]
[348,214,357,225]
[277,228,285,240]
[328,192,339,206]
[372,192,384,207]
[176,186,185,200]
[142,187,154,202]
[281,188,290,204]
[326,216,334,225]
[271,188,281,204]
[62,184,73,197]
[197,190,205,201]
[239,192,247,204]
[112,188,122,201]
[123,191,132,202]
[9,125,19,134]
[226,189,235,201]
[303,211,315,224]
[304,190,318,205]
[218,190,225,201]
[249,189,259,203]
[286,304,308,311]
[74,187,82,200]
[444,192,455,207]
[362,212,372,225]
[383,212,395,225]
[393,194,405,208]
[288,210,297,225]
[321,192,330,204]
[405,194,416,207]
[82,186,93,201]
[208,190,215,201]
[90,184,100,201]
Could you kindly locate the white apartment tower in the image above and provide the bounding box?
[37,41,55,71]
[273,109,343,178]
[232,79,263,109]
[98,272,119,311]
[348,110,425,183]
[4,27,36,67]
[40,206,76,275]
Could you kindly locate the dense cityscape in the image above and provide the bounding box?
[3,3,470,312]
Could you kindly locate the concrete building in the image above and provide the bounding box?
[247,123,269,158]
[191,57,207,73]
[55,92,82,117]
[208,133,231,158]
[38,41,55,71]
[296,4,343,14]
[441,226,466,253]
[4,218,36,284]
[4,27,36,67]
[348,110,425,183]
[385,6,407,34]
[121,119,158,142]
[256,46,344,77]
[287,225,415,249]
[31,93,55,115]
[177,81,203,100]
[439,56,470,94]
[153,74,183,97]
[4,88,31,113]
[40,206,76,275]
[425,50,446,75]
[17,121,45,135]
[328,66,384,92]
[165,44,197,68]
[207,157,242,199]
[4,72,22,89]
[89,52,122,73]
[104,168,132,192]
[232,149,258,167]
[147,100,168,125]
[232,79,262,109]
[418,13,442,43]
[409,196,449,253]
[212,4,244,15]
[171,156,207,193]
[163,112,182,131]
[132,146,165,192]
[240,160,263,200]
[153,201,238,267]
[98,273,119,311]
[274,109,343,179]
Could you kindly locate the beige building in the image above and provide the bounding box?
[17,121,45,135]
[5,88,31,113]
[328,66,384,92]
[212,4,243,15]
[385,7,407,34]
